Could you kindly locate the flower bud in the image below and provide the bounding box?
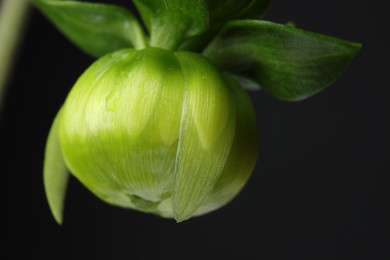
[50,47,258,222]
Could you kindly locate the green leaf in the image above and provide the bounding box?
[32,0,147,57]
[44,111,69,225]
[203,20,361,101]
[133,0,209,50]
[178,0,271,51]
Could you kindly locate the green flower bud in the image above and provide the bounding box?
[46,47,258,223]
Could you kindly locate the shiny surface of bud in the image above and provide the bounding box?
[58,47,258,222]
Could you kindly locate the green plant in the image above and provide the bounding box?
[32,0,360,223]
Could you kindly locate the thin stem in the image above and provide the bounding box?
[131,21,148,50]
[0,0,29,114]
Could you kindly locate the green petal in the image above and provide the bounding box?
[59,48,183,207]
[187,74,230,150]
[158,70,185,146]
[43,110,69,225]
[195,75,258,215]
[172,52,236,222]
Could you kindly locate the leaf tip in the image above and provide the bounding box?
[52,209,64,226]
[351,42,363,54]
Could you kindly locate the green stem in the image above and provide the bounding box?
[0,0,29,114]
[131,20,148,50]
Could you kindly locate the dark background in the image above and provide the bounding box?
[3,0,388,259]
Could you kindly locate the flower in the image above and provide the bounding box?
[47,47,258,222]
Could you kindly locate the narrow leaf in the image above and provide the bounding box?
[33,0,147,57]
[133,0,208,50]
[44,111,69,225]
[204,20,361,100]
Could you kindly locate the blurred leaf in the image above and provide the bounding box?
[204,20,361,100]
[33,0,147,57]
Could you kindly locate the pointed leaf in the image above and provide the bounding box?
[133,0,208,50]
[204,20,361,101]
[33,0,147,57]
[172,52,236,222]
[44,111,69,225]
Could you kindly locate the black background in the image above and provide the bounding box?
[4,0,388,259]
